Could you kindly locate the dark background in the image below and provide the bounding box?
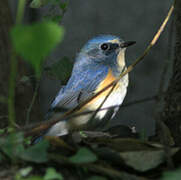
[9,0,173,136]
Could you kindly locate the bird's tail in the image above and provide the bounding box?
[31,120,68,144]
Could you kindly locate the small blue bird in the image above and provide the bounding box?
[44,35,135,137]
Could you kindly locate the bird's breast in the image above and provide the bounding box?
[84,69,128,118]
[68,69,128,130]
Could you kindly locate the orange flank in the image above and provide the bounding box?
[84,69,118,109]
[96,69,118,93]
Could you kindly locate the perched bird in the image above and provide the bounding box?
[44,35,135,137]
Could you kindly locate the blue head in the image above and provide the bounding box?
[74,35,135,75]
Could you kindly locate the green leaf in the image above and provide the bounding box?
[44,168,63,180]
[0,132,24,159]
[30,0,49,8]
[11,21,64,77]
[0,129,6,135]
[44,57,73,84]
[43,15,63,24]
[51,15,63,23]
[59,2,68,10]
[19,75,30,83]
[19,140,49,163]
[69,148,97,164]
[162,168,181,180]
[18,167,33,177]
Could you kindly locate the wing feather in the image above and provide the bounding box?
[49,65,109,114]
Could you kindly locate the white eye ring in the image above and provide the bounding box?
[100,43,109,50]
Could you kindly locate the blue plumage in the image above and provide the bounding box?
[36,35,135,139]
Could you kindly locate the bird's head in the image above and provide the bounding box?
[78,35,135,69]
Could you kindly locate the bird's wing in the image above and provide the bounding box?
[49,66,109,113]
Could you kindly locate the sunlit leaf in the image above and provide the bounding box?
[11,21,64,77]
[44,168,63,180]
[69,147,97,164]
[18,167,33,177]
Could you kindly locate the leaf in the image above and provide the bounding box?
[15,167,33,180]
[0,129,6,135]
[59,2,68,10]
[119,148,179,172]
[0,132,25,159]
[11,21,64,77]
[30,0,49,8]
[18,167,33,177]
[92,138,179,172]
[51,15,63,24]
[95,145,179,172]
[19,75,30,83]
[44,168,63,180]
[69,147,97,164]
[162,168,181,180]
[44,57,73,84]
[19,140,49,163]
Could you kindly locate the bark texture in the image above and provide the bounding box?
[163,0,181,146]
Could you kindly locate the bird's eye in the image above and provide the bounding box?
[100,43,109,50]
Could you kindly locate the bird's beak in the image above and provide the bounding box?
[120,41,136,48]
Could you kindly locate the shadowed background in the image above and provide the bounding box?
[9,0,173,136]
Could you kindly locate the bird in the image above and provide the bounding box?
[41,35,135,138]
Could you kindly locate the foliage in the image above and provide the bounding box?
[11,21,64,78]
[44,168,63,180]
[30,0,68,24]
[0,131,180,179]
[0,0,179,180]
[161,168,181,180]
[0,132,49,163]
[15,166,63,180]
[69,147,97,164]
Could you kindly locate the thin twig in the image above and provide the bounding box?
[87,66,127,128]
[49,154,143,179]
[21,93,158,131]
[26,82,39,125]
[24,3,174,138]
[88,81,117,128]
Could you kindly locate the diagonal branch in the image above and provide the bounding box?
[24,3,174,138]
